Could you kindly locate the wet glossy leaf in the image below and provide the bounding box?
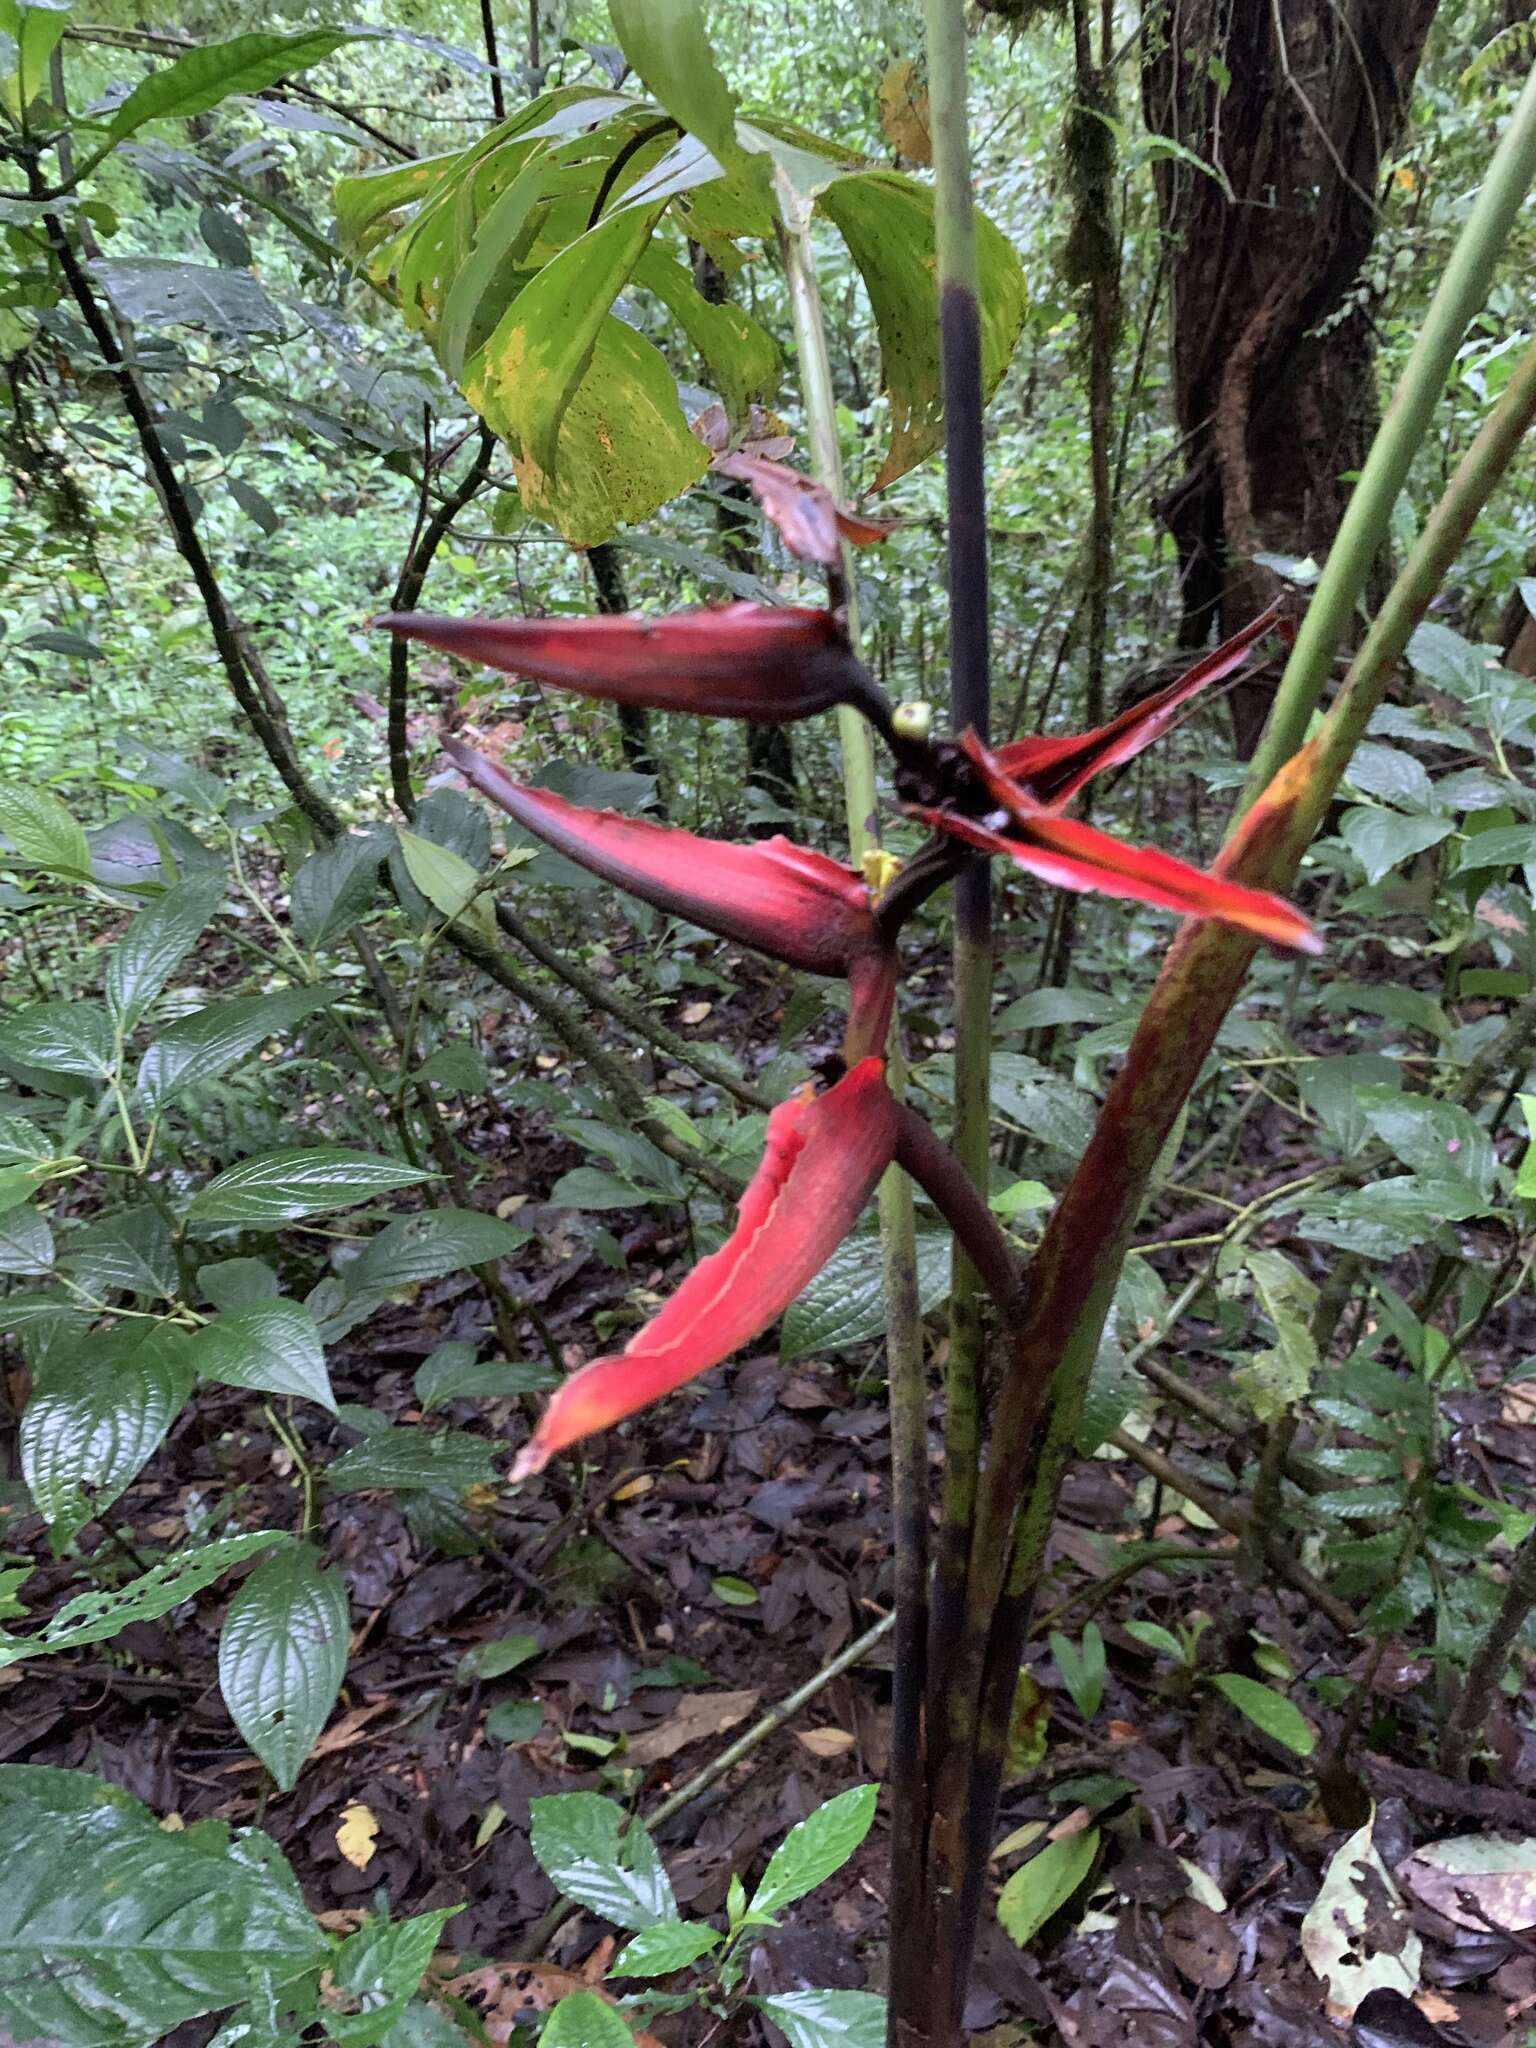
[190,1300,336,1412]
[187,1147,432,1228]
[106,872,226,1029]
[0,783,91,877]
[0,1000,114,1080]
[0,1765,328,2041]
[219,1544,349,1792]
[330,1907,459,2045]
[611,1918,720,1978]
[106,27,363,142]
[529,1791,677,1930]
[137,986,337,1112]
[289,827,394,947]
[415,1344,556,1406]
[749,1784,877,1918]
[537,1993,635,2048]
[348,1208,530,1295]
[326,1427,498,1494]
[0,1530,286,1672]
[21,1325,195,1549]
[92,257,285,337]
[754,1990,887,2048]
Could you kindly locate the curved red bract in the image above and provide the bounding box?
[443,736,880,979]
[512,1059,898,1477]
[374,602,868,722]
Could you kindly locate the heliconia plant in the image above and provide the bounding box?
[376,13,1536,2045]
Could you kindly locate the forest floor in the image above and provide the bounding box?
[4,950,1536,2048]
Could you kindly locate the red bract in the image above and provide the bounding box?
[995,600,1288,808]
[910,730,1322,955]
[442,735,880,981]
[511,1059,898,1477]
[374,602,877,723]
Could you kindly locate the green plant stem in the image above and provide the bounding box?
[1243,61,1536,802]
[780,204,930,2029]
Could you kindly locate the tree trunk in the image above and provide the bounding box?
[588,542,661,793]
[1143,0,1440,751]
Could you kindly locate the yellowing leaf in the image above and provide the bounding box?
[878,57,932,165]
[336,1800,379,1870]
[1301,1812,1421,2019]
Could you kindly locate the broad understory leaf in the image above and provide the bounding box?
[106,870,226,1030]
[20,1324,196,1549]
[0,1765,330,2045]
[528,1791,678,1931]
[105,27,365,144]
[0,782,92,877]
[187,1147,433,1228]
[753,1990,888,2048]
[190,1299,337,1412]
[137,986,338,1112]
[218,1544,350,1791]
[748,1783,877,1918]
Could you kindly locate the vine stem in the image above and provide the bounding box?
[778,196,930,2034]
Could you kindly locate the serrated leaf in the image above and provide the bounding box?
[748,1783,876,1919]
[191,1300,336,1412]
[137,985,337,1112]
[528,1792,677,1931]
[780,1229,950,1360]
[0,782,91,877]
[330,1907,460,2045]
[997,1828,1100,1949]
[289,827,394,947]
[107,871,225,1029]
[198,1257,282,1309]
[348,1208,530,1294]
[0,1000,115,1080]
[0,1206,55,1276]
[536,1992,636,2048]
[219,1544,349,1791]
[59,1206,176,1300]
[20,1325,195,1549]
[610,1919,721,1978]
[0,1766,329,2041]
[1210,1673,1315,1755]
[415,1343,556,1407]
[187,1146,432,1228]
[1339,806,1453,885]
[754,1990,888,2048]
[0,1530,287,1672]
[326,1427,498,1494]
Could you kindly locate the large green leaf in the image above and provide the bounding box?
[436,146,551,379]
[997,1829,1100,1949]
[474,202,665,472]
[753,1991,887,2048]
[190,1300,336,1412]
[58,1207,176,1301]
[748,1784,876,1918]
[0,1530,287,1673]
[609,0,737,156]
[0,782,91,877]
[330,1908,461,2046]
[137,985,336,1112]
[471,312,709,545]
[634,244,777,420]
[537,1992,636,2048]
[219,1544,349,1791]
[528,1792,677,1931]
[0,1765,330,2042]
[348,1208,531,1295]
[20,1325,196,1548]
[814,170,1026,488]
[0,1000,115,1080]
[106,871,226,1030]
[0,1205,54,1276]
[105,28,363,142]
[187,1147,432,1229]
[288,827,394,948]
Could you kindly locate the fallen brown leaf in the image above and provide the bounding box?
[625,1687,760,1767]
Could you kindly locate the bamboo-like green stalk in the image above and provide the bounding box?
[1242,59,1536,802]
[778,206,931,2018]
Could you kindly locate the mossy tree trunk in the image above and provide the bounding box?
[1143,0,1440,751]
